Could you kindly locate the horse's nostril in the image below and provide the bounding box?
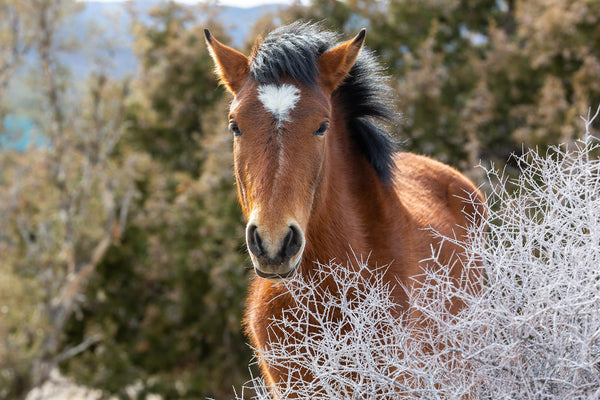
[283,225,302,258]
[247,223,303,264]
[247,224,263,256]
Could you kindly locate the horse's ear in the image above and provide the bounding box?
[204,29,250,94]
[318,28,366,93]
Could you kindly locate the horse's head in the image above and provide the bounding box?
[205,27,366,280]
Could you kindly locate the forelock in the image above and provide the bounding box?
[250,22,338,86]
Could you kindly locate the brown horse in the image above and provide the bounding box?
[205,22,485,396]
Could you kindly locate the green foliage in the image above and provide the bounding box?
[0,2,137,397]
[125,2,226,175]
[64,147,251,398]
[61,3,252,399]
[0,76,135,400]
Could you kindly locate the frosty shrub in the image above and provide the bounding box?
[235,108,600,400]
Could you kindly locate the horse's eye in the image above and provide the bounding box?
[229,121,242,137]
[313,122,329,136]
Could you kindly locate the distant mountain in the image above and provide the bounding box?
[79,0,285,47]
[61,0,286,78]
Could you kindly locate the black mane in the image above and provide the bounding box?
[250,22,399,185]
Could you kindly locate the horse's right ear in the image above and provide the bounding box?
[204,29,250,94]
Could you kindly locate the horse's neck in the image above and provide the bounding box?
[303,114,391,268]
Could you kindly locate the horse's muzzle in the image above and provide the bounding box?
[246,221,305,280]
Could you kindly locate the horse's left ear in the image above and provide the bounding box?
[204,29,250,94]
[317,28,366,93]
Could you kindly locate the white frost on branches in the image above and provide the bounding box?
[237,108,600,399]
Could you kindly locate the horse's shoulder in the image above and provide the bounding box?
[392,152,486,226]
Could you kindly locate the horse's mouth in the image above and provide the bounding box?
[254,267,297,281]
[253,258,300,281]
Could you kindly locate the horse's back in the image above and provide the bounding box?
[393,152,485,234]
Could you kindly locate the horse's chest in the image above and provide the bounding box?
[245,284,293,350]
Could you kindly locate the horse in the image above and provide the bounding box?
[205,22,485,397]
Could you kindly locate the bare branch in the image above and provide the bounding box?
[56,335,102,363]
[580,104,600,137]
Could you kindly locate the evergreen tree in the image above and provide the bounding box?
[62,3,252,399]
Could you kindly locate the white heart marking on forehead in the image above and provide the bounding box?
[257,84,301,122]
